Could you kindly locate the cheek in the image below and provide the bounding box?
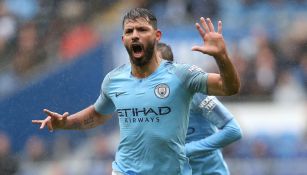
[122,38,129,46]
[145,35,157,45]
[122,35,130,42]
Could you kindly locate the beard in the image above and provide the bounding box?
[125,40,155,67]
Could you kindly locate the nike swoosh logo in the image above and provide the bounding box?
[136,92,145,95]
[115,92,126,97]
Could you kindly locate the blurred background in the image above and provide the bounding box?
[0,0,306,174]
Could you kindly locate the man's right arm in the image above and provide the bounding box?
[32,105,112,132]
[61,105,112,130]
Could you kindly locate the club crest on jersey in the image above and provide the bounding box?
[154,83,170,99]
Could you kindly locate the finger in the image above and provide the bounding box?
[32,120,43,124]
[44,109,58,115]
[40,120,47,129]
[43,109,54,115]
[195,23,206,38]
[217,20,222,34]
[191,45,203,52]
[47,121,54,132]
[40,116,51,129]
[56,112,69,121]
[62,112,69,119]
[43,109,60,118]
[32,119,46,129]
[206,18,215,32]
[200,17,209,33]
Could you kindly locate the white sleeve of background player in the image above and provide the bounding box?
[175,64,208,94]
[94,73,115,115]
[195,94,233,128]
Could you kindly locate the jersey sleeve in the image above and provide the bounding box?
[186,94,242,157]
[94,73,115,115]
[185,119,242,157]
[192,93,233,129]
[174,64,208,94]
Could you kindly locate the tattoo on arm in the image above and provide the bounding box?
[83,115,95,128]
[71,122,82,129]
[68,116,96,130]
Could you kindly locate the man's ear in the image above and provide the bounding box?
[121,35,124,43]
[156,30,162,41]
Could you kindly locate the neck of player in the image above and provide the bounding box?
[131,53,161,79]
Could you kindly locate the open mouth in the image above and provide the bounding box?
[131,43,144,58]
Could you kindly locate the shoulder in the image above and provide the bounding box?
[109,64,130,75]
[160,60,204,73]
[101,64,129,88]
[108,64,130,78]
[167,62,207,86]
[168,62,205,75]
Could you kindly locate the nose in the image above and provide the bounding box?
[132,29,139,41]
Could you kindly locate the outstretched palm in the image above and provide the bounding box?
[192,17,226,58]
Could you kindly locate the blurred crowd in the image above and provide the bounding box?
[1,130,307,175]
[0,0,307,174]
[140,0,307,102]
[0,130,116,175]
[0,0,306,101]
[0,0,113,99]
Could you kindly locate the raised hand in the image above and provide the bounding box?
[32,109,69,132]
[192,17,226,58]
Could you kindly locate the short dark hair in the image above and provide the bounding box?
[122,8,157,29]
[157,42,174,61]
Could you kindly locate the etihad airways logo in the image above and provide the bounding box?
[117,106,171,123]
[117,106,171,117]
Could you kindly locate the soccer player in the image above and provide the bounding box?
[158,42,242,175]
[32,8,240,175]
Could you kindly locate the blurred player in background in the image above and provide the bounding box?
[158,42,242,175]
[32,8,240,175]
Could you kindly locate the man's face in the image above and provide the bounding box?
[122,18,161,66]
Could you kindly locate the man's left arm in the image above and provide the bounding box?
[192,17,240,96]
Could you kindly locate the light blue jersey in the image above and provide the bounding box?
[186,93,242,175]
[94,60,208,175]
